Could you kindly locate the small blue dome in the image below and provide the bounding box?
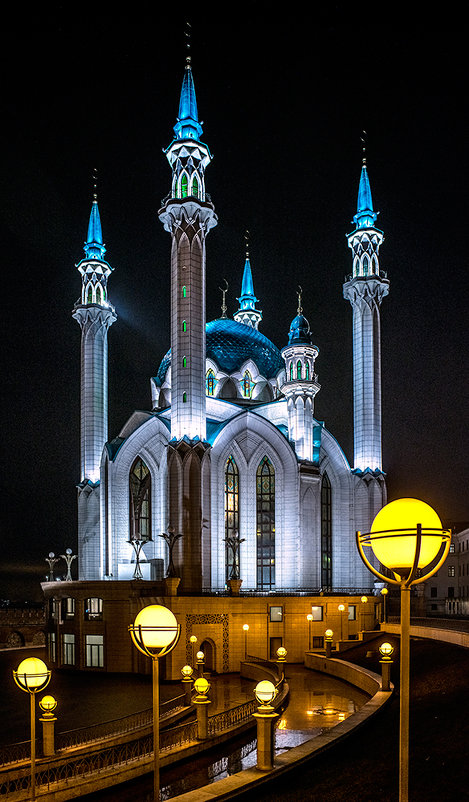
[288,314,312,346]
[154,318,284,386]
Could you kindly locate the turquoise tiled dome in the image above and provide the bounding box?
[154,318,284,386]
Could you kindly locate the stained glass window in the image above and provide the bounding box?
[290,362,293,381]
[297,361,302,380]
[243,371,253,398]
[182,320,187,332]
[129,457,151,542]
[225,456,239,582]
[192,175,199,198]
[96,286,101,304]
[87,285,93,304]
[256,456,275,589]
[181,174,188,198]
[182,285,187,298]
[182,356,187,368]
[206,369,216,396]
[305,361,310,380]
[321,472,332,590]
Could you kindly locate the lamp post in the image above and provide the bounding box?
[381,587,389,623]
[276,646,287,683]
[379,642,394,692]
[253,680,279,771]
[356,497,450,802]
[306,613,313,650]
[243,623,249,660]
[39,694,57,757]
[196,650,205,678]
[180,665,194,706]
[129,604,180,801]
[13,657,51,801]
[338,604,345,641]
[189,634,197,667]
[324,629,333,658]
[193,677,211,739]
[360,595,368,632]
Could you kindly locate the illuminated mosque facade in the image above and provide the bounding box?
[73,57,390,596]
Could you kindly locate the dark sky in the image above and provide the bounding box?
[1,5,468,599]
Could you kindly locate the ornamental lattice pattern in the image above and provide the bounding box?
[186,612,229,671]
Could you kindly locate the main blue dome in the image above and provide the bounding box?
[154,318,284,385]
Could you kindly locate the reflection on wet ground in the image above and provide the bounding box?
[81,664,370,801]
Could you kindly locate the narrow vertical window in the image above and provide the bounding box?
[182,392,187,403]
[129,457,151,542]
[87,285,93,304]
[290,362,293,381]
[321,472,332,590]
[225,456,239,582]
[206,369,216,396]
[243,370,253,398]
[305,361,310,380]
[182,285,187,298]
[256,456,275,590]
[182,356,187,368]
[192,175,199,198]
[181,174,188,198]
[182,320,187,332]
[297,360,302,380]
[363,255,369,276]
[96,286,101,304]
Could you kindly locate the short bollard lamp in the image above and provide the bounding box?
[39,695,57,757]
[360,595,368,632]
[381,587,389,623]
[129,604,180,802]
[196,650,205,677]
[180,664,194,706]
[253,680,279,771]
[306,613,313,650]
[193,677,211,740]
[276,646,287,682]
[189,634,197,667]
[13,657,51,801]
[325,629,333,658]
[379,642,394,692]
[356,498,451,802]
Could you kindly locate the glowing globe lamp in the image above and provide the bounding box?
[276,646,287,660]
[338,604,345,612]
[325,629,333,639]
[14,658,50,692]
[379,642,394,660]
[196,650,204,661]
[131,605,179,655]
[194,677,210,697]
[306,613,313,621]
[39,695,57,717]
[361,596,368,603]
[189,635,197,644]
[369,498,444,571]
[181,664,193,678]
[243,624,249,631]
[255,680,277,709]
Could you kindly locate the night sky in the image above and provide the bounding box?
[2,6,468,600]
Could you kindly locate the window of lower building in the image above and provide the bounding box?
[85,634,104,668]
[312,636,324,649]
[310,606,323,621]
[62,597,75,619]
[63,633,75,665]
[348,605,357,621]
[49,632,56,663]
[269,606,283,622]
[448,566,455,577]
[84,598,103,621]
[269,637,282,659]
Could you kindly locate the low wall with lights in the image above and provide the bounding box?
[304,652,382,696]
[382,623,469,649]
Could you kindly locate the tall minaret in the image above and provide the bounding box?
[234,232,262,329]
[280,288,320,461]
[343,158,389,472]
[159,55,217,441]
[72,187,116,579]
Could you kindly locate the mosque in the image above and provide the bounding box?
[43,55,390,674]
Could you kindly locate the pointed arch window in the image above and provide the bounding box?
[181,174,188,198]
[182,356,187,368]
[191,175,199,198]
[362,255,369,276]
[243,370,253,398]
[182,392,187,403]
[290,362,294,381]
[297,360,302,380]
[225,456,239,582]
[129,458,151,542]
[256,456,275,589]
[206,369,216,396]
[182,285,187,298]
[305,361,310,380]
[96,286,101,305]
[321,472,332,590]
[182,320,187,332]
[87,285,93,304]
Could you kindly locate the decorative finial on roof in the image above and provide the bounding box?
[185,21,191,67]
[219,278,228,318]
[92,167,98,202]
[361,130,367,166]
[245,229,250,259]
[297,285,303,315]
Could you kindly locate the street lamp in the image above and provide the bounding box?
[360,595,368,632]
[180,664,193,706]
[276,646,287,683]
[129,604,180,801]
[39,695,58,757]
[253,680,278,770]
[379,642,395,692]
[193,676,211,739]
[189,634,197,667]
[243,623,249,660]
[324,629,333,658]
[356,497,450,802]
[196,650,205,678]
[306,613,313,650]
[338,604,345,640]
[381,587,389,623]
[13,657,51,801]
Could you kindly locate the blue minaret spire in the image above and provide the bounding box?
[234,231,262,329]
[343,141,389,474]
[84,192,106,261]
[173,57,203,141]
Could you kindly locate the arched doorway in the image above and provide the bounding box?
[200,639,216,673]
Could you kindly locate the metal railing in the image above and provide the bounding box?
[193,586,375,597]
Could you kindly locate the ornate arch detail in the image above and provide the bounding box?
[129,457,151,542]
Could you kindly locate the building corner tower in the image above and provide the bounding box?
[233,237,262,329]
[72,193,116,579]
[343,159,389,474]
[159,56,217,591]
